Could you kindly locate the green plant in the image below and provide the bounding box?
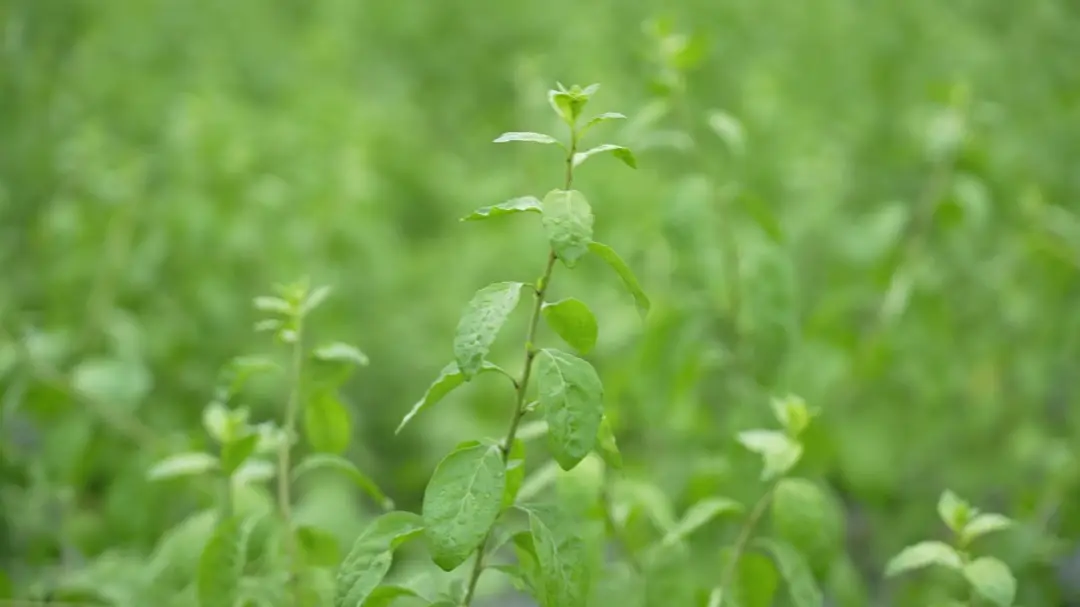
[886,490,1018,607]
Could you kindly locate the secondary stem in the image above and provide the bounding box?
[719,482,776,594]
[461,127,578,607]
[277,316,305,599]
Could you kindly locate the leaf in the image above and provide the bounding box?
[71,357,152,412]
[453,282,525,379]
[542,298,598,354]
[938,490,972,533]
[494,132,560,145]
[736,430,803,480]
[542,190,594,268]
[253,295,290,314]
[662,497,743,546]
[527,507,589,607]
[583,112,627,133]
[422,441,506,570]
[302,285,334,315]
[770,478,845,572]
[769,394,812,437]
[147,452,219,481]
[304,390,352,455]
[962,513,1013,544]
[963,557,1016,607]
[396,361,509,434]
[706,110,746,156]
[314,342,370,367]
[297,525,341,568]
[362,585,422,607]
[535,348,604,471]
[461,196,543,221]
[723,550,779,607]
[884,541,963,576]
[335,512,425,607]
[293,453,394,510]
[587,242,650,318]
[752,538,823,607]
[197,517,247,607]
[595,415,622,470]
[220,433,259,475]
[504,439,526,509]
[572,144,637,169]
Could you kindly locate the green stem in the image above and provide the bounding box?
[277,316,305,599]
[719,482,776,594]
[461,127,578,607]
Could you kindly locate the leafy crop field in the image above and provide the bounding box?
[2,1,1079,606]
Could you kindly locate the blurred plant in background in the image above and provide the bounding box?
[2,0,1079,605]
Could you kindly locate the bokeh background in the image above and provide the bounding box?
[2,0,1080,605]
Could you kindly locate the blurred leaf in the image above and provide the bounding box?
[962,513,1013,544]
[396,361,509,435]
[494,132,560,145]
[595,415,622,470]
[587,242,650,317]
[362,585,422,607]
[535,348,604,471]
[313,342,370,367]
[542,298,599,354]
[770,478,844,573]
[297,524,341,568]
[292,453,393,510]
[71,357,151,412]
[572,144,637,169]
[526,505,588,607]
[938,490,973,534]
[662,497,742,546]
[197,517,247,607]
[461,196,543,221]
[221,433,259,475]
[963,557,1016,607]
[582,112,627,134]
[336,512,425,607]
[453,282,525,379]
[504,438,526,508]
[148,452,219,481]
[736,430,802,481]
[885,541,963,576]
[751,538,822,607]
[543,189,595,268]
[304,390,351,455]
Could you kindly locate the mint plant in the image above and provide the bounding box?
[334,82,650,607]
[886,490,1017,606]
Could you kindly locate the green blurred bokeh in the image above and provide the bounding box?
[2,0,1080,604]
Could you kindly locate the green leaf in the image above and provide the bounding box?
[884,541,963,576]
[396,361,509,434]
[722,550,779,607]
[771,478,845,572]
[362,585,422,607]
[526,507,588,607]
[706,110,746,156]
[572,144,637,169]
[542,298,598,354]
[221,433,259,475]
[736,430,803,480]
[461,197,543,221]
[938,490,973,533]
[314,342,370,367]
[963,557,1016,607]
[494,132,559,145]
[751,538,823,607]
[422,441,506,570]
[453,282,525,379]
[197,517,246,607]
[293,453,394,510]
[335,512,425,607]
[71,357,152,412]
[542,190,594,268]
[582,112,627,134]
[769,394,813,437]
[504,439,526,509]
[297,524,342,568]
[147,452,219,481]
[662,497,743,546]
[304,390,351,455]
[302,284,334,315]
[962,513,1013,544]
[587,242,650,318]
[535,348,604,471]
[595,415,622,470]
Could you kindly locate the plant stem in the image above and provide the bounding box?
[461,127,578,607]
[719,482,776,594]
[277,316,305,599]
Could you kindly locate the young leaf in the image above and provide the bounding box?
[220,433,259,475]
[963,557,1016,607]
[147,452,219,481]
[396,361,509,435]
[362,585,423,607]
[494,132,560,145]
[461,197,543,221]
[587,242,650,317]
[526,507,589,607]
[572,144,637,170]
[197,517,246,607]
[297,524,342,568]
[595,415,622,470]
[304,390,351,455]
[962,513,1013,544]
[582,112,627,134]
[504,439,526,509]
[938,490,973,533]
[313,342,370,367]
[542,298,599,354]
[453,282,525,379]
[662,497,743,546]
[293,453,394,510]
[422,441,507,570]
[335,511,425,607]
[542,190,594,268]
[535,348,604,471]
[769,394,812,437]
[884,541,963,576]
[736,430,803,481]
[752,537,823,607]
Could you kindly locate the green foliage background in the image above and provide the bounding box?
[2,0,1079,604]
